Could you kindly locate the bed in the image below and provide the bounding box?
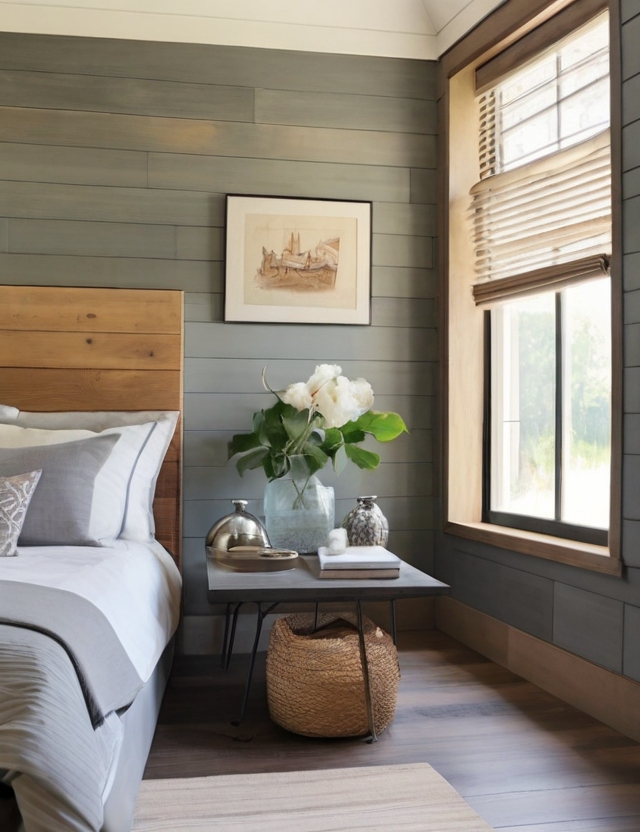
[0,285,184,832]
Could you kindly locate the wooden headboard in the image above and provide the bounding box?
[0,285,184,567]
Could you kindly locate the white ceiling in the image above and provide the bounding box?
[0,0,506,59]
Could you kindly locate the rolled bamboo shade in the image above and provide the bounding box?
[472,253,610,306]
[470,129,611,295]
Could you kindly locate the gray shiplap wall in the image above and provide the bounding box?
[0,33,437,641]
[435,0,640,684]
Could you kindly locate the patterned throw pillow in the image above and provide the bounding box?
[0,470,42,557]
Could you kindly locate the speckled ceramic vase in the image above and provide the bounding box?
[341,496,389,547]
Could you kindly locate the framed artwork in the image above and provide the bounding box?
[224,195,372,325]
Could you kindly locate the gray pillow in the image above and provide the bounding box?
[0,470,42,556]
[0,434,119,546]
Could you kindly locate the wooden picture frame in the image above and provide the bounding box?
[224,195,372,325]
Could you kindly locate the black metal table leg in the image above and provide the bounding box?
[390,599,397,645]
[313,601,319,632]
[233,601,279,725]
[221,602,244,670]
[220,603,232,669]
[355,599,377,743]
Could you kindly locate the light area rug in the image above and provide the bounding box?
[132,762,495,831]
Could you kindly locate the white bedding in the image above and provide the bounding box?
[0,539,181,682]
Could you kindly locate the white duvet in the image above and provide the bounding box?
[0,539,182,682]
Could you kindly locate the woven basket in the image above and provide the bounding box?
[266,612,400,738]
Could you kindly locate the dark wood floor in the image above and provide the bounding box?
[145,630,640,831]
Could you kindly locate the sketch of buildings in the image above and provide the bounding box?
[256,232,340,292]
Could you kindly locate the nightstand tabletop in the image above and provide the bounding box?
[206,554,449,604]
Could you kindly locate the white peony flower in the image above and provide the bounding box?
[306,364,342,397]
[278,364,374,427]
[281,381,313,411]
[314,374,363,428]
[350,378,374,412]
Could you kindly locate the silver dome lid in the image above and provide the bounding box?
[205,499,270,551]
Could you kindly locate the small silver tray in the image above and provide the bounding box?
[206,545,299,572]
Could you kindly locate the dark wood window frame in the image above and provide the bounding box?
[438,0,623,575]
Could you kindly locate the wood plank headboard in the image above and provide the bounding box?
[0,285,184,567]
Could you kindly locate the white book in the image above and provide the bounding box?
[317,546,401,570]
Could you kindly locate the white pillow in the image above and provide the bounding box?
[0,408,179,541]
[0,422,156,543]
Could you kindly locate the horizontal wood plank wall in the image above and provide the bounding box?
[434,0,640,691]
[0,285,183,565]
[0,33,437,648]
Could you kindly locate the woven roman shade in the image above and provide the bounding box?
[471,129,611,302]
[470,9,611,306]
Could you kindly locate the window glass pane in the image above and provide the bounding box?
[559,18,608,72]
[501,109,558,170]
[501,82,557,132]
[559,49,609,98]
[492,12,609,174]
[491,294,556,518]
[559,77,610,145]
[561,279,611,528]
[500,57,556,106]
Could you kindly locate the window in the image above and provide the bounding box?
[473,14,612,545]
[487,279,611,544]
[441,0,621,573]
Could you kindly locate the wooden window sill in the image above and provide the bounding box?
[445,521,622,575]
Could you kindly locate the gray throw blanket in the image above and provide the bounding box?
[0,581,145,831]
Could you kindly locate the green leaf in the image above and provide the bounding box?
[228,432,261,459]
[340,426,366,444]
[322,427,343,452]
[236,447,269,476]
[351,411,408,442]
[344,444,380,470]
[282,409,311,443]
[302,442,329,471]
[252,410,269,446]
[332,443,348,474]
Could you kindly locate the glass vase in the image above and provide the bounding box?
[264,457,335,554]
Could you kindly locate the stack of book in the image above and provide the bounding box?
[317,545,401,579]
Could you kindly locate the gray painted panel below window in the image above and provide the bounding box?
[553,582,623,672]
[451,548,554,640]
[623,603,640,680]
